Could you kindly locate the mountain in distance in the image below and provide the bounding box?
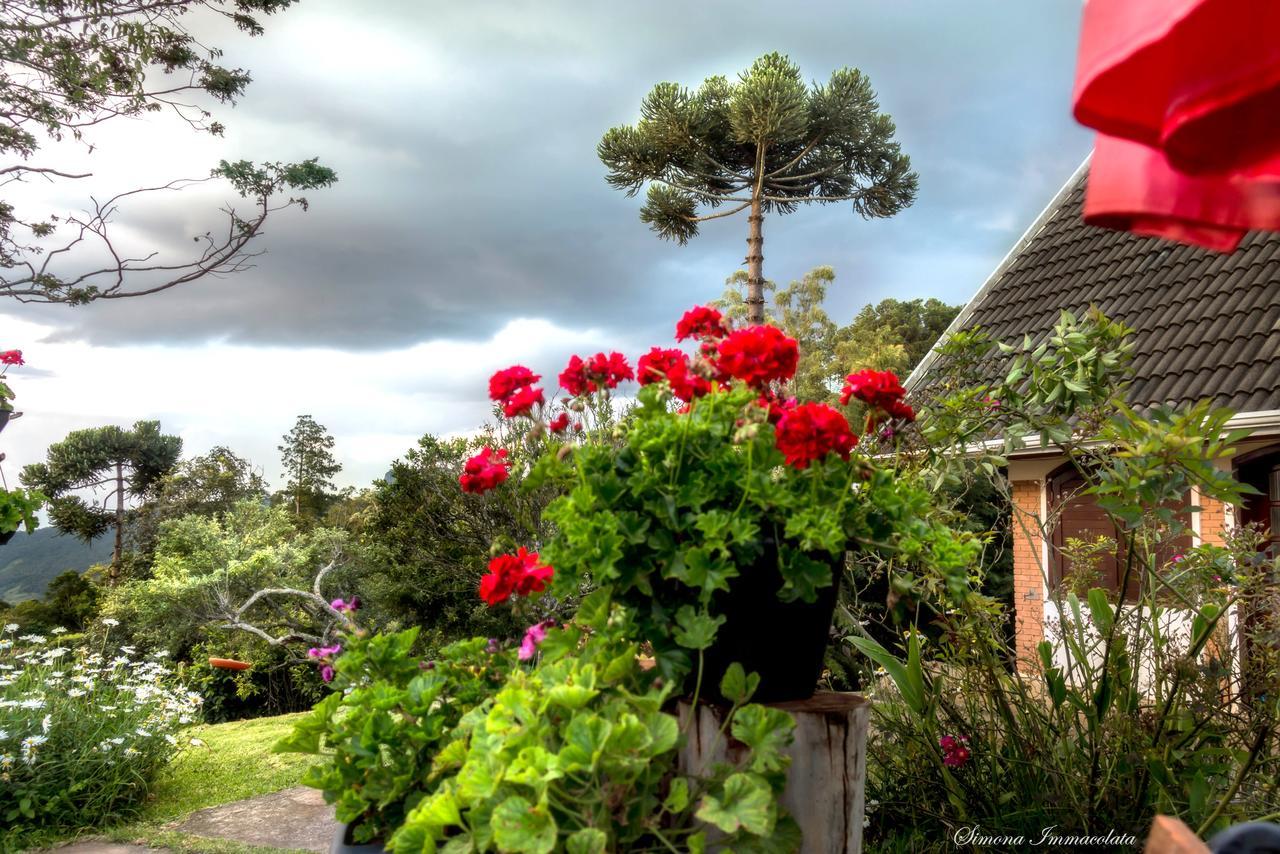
[0,527,112,604]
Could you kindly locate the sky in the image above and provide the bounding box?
[0,0,1093,495]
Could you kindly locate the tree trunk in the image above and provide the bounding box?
[745,193,765,325]
[111,461,124,585]
[678,692,870,853]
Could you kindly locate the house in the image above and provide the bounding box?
[906,159,1280,666]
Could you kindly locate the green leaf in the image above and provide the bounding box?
[696,773,776,836]
[558,714,613,771]
[847,635,926,715]
[565,828,608,854]
[663,777,690,813]
[719,662,760,705]
[575,587,613,630]
[546,682,598,710]
[730,705,794,773]
[390,824,437,854]
[1086,588,1114,635]
[673,605,725,650]
[491,795,558,854]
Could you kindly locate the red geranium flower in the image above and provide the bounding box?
[637,347,686,385]
[840,369,907,409]
[676,305,727,342]
[459,446,511,494]
[559,351,634,396]
[636,347,711,402]
[716,326,799,388]
[758,393,797,425]
[774,402,858,469]
[0,350,23,366]
[548,412,571,433]
[479,547,555,606]
[501,384,544,418]
[886,399,916,422]
[489,365,539,402]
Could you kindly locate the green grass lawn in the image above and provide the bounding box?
[10,713,319,854]
[140,712,318,822]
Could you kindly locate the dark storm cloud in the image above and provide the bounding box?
[8,0,1092,349]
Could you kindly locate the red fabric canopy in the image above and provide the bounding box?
[1074,0,1280,251]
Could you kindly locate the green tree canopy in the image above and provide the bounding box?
[126,446,269,573]
[715,267,960,402]
[278,415,341,518]
[21,420,181,584]
[0,0,336,304]
[599,52,916,323]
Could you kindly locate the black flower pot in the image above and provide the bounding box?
[696,544,842,704]
[0,409,11,434]
[331,822,389,854]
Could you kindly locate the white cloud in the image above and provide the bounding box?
[1,315,624,492]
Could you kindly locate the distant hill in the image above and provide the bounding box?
[0,527,112,604]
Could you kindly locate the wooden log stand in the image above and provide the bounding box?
[678,692,871,854]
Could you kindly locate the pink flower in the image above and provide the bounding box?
[320,665,335,683]
[518,621,553,661]
[0,350,23,366]
[939,734,970,768]
[330,597,359,614]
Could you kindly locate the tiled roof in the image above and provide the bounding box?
[911,163,1280,415]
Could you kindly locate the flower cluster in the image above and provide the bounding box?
[489,365,544,418]
[518,620,555,661]
[559,351,634,396]
[307,644,343,683]
[717,325,800,388]
[774,402,858,469]
[0,625,203,830]
[0,350,22,367]
[330,596,360,614]
[637,346,709,403]
[459,446,511,494]
[841,369,915,423]
[939,734,971,768]
[675,305,728,342]
[478,548,555,606]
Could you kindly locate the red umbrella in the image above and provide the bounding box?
[1075,0,1280,174]
[1074,0,1280,250]
[1085,134,1280,253]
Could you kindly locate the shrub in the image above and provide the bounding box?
[853,309,1280,847]
[0,621,202,835]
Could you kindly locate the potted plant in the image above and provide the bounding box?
[475,306,961,703]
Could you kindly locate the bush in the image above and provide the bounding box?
[0,622,202,835]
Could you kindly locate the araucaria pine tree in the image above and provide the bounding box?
[599,52,918,324]
[278,415,341,517]
[20,421,182,584]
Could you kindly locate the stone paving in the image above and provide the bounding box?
[170,786,335,852]
[38,786,338,854]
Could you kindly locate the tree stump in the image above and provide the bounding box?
[678,692,871,853]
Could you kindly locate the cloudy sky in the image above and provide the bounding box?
[1,0,1092,493]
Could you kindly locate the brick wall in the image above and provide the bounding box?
[1197,492,1229,546]
[1011,479,1046,669]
